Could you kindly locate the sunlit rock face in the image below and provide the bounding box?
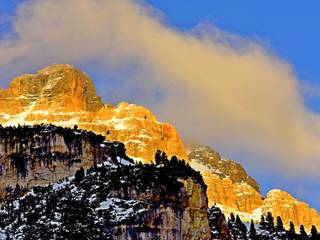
[0,64,188,162]
[262,190,320,231]
[188,145,262,213]
[188,145,320,232]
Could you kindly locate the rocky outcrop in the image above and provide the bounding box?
[262,189,320,231]
[188,145,259,191]
[203,174,262,213]
[0,124,131,199]
[188,144,320,232]
[0,152,210,239]
[0,64,187,162]
[188,145,262,213]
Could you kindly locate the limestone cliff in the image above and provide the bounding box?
[0,124,132,201]
[0,150,210,240]
[0,64,187,162]
[188,145,262,213]
[262,189,320,231]
[188,145,320,232]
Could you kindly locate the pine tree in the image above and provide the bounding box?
[161,151,169,165]
[275,216,284,232]
[110,145,117,163]
[249,220,257,240]
[299,225,308,240]
[275,216,287,239]
[236,215,242,227]
[240,222,248,240]
[233,215,248,239]
[260,215,267,230]
[310,225,319,240]
[170,155,178,166]
[266,212,274,232]
[75,167,85,186]
[230,213,235,222]
[155,150,162,165]
[287,222,296,239]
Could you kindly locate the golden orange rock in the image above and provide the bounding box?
[262,189,320,231]
[0,64,188,162]
[188,145,262,213]
[188,145,320,231]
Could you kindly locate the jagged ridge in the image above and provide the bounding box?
[0,64,187,162]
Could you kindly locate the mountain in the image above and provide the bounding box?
[0,64,187,162]
[0,136,210,239]
[1,64,319,235]
[188,145,320,232]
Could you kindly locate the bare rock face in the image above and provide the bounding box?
[188,145,320,232]
[0,124,130,198]
[0,153,211,239]
[188,145,262,213]
[0,64,103,114]
[111,178,211,240]
[262,189,320,231]
[0,64,187,162]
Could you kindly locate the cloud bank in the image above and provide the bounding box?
[0,0,320,176]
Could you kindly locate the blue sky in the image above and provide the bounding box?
[1,1,320,210]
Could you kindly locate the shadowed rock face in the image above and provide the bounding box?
[0,64,188,162]
[0,124,130,199]
[0,150,211,240]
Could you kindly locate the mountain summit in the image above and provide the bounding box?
[1,64,319,233]
[0,64,188,161]
[2,64,103,114]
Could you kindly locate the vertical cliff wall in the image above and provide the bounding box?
[0,156,211,239]
[0,125,130,196]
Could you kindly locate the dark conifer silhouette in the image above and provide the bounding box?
[299,225,308,240]
[287,221,296,239]
[75,167,85,186]
[266,212,275,232]
[249,219,257,240]
[310,225,319,240]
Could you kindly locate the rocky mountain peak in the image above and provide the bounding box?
[5,64,103,114]
[0,65,188,161]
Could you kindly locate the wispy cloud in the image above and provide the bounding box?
[0,0,320,177]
